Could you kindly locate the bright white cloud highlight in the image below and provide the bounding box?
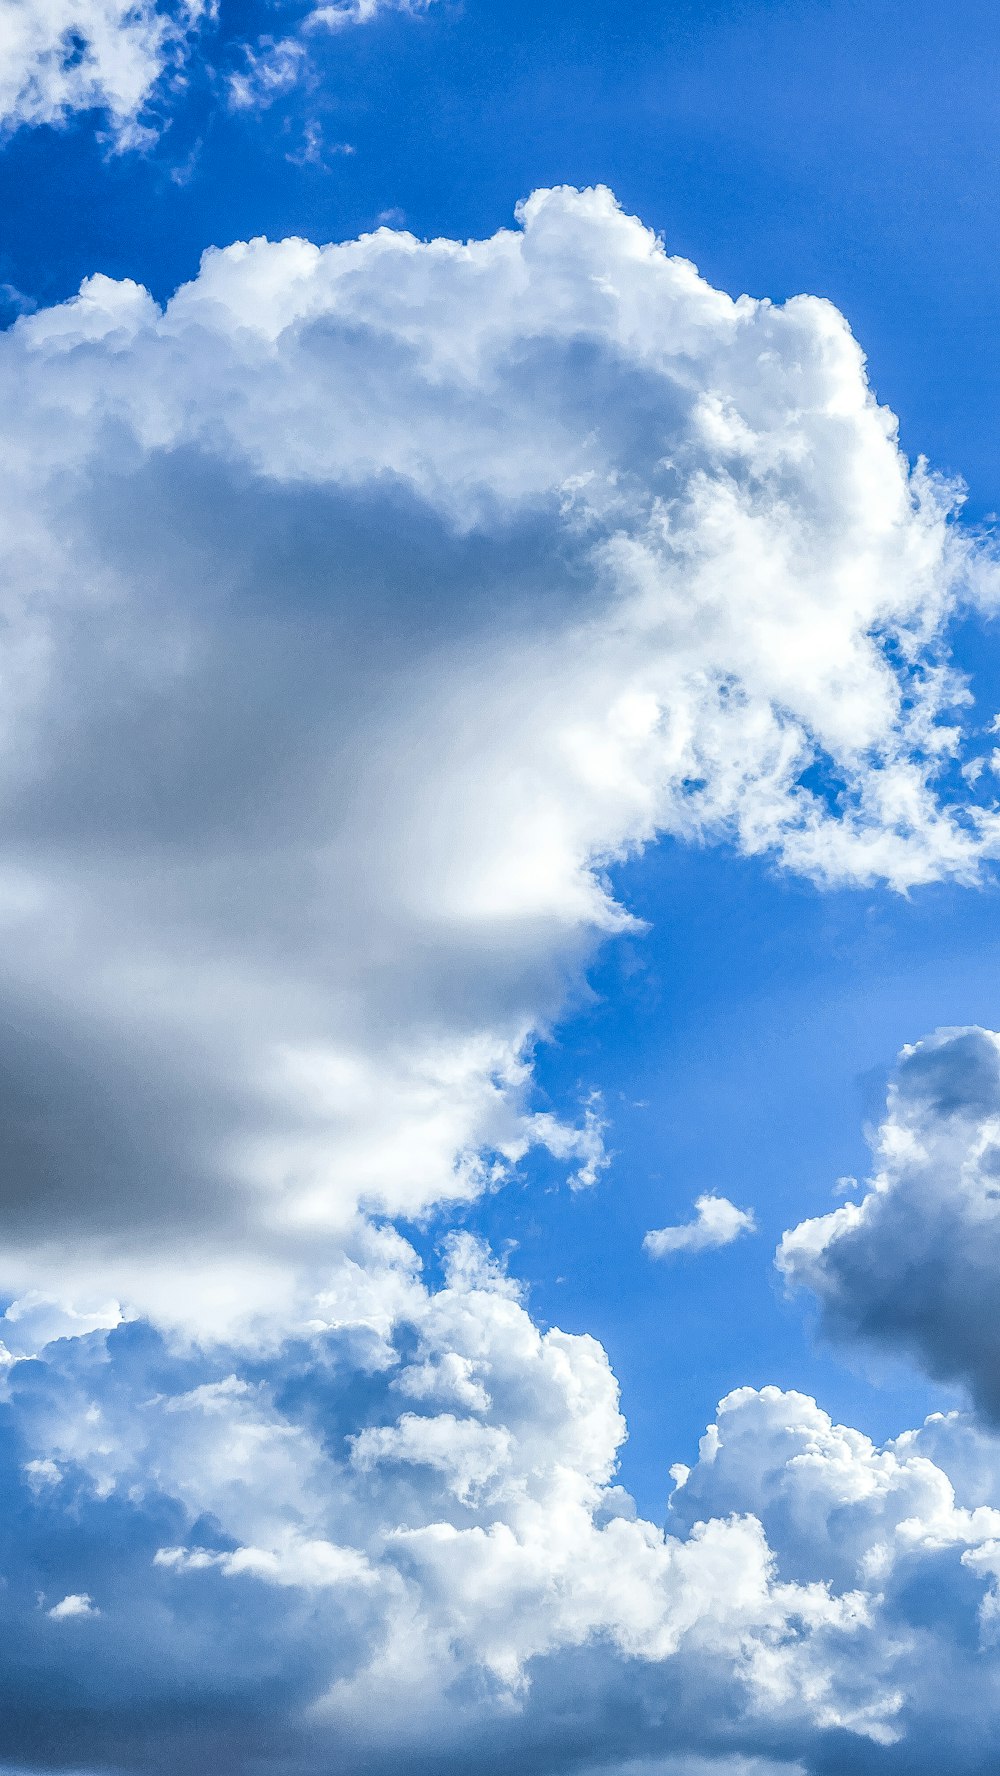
[47,1591,99,1619]
[645,1193,756,1258]
[0,0,434,142]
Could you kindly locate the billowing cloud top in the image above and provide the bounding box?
[3,189,1000,1776]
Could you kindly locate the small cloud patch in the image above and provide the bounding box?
[644,1193,756,1259]
[47,1593,99,1621]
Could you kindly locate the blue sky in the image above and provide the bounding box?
[6,2,1000,1773]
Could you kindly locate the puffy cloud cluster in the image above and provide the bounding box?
[0,0,207,143]
[645,1192,756,1257]
[1,188,1000,1773]
[780,1026,1000,1422]
[668,1387,1000,1766]
[0,186,996,1342]
[0,0,431,143]
[8,1282,1000,1774]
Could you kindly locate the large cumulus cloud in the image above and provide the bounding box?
[8,1301,1000,1774]
[779,1026,1000,1421]
[0,186,997,1340]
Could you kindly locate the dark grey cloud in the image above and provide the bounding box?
[779,1027,1000,1420]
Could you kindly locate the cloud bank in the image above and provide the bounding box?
[8,1290,1000,1774]
[1,187,1000,1773]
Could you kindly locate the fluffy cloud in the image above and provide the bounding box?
[8,1281,1000,1773]
[0,187,996,1343]
[0,0,432,143]
[645,1193,756,1257]
[667,1386,1000,1766]
[779,1026,1000,1420]
[1,188,1000,1773]
[0,0,206,143]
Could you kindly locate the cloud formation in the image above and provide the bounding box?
[780,1026,1000,1421]
[6,1293,1000,1774]
[0,0,205,143]
[0,186,996,1343]
[1,189,1000,1774]
[645,1193,756,1257]
[0,0,433,143]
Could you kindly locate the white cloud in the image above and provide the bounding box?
[226,35,306,112]
[778,1026,1000,1419]
[305,0,432,29]
[2,1242,901,1760]
[47,1591,99,1619]
[0,188,995,1344]
[0,0,206,144]
[13,1250,1000,1771]
[0,0,434,143]
[645,1193,756,1258]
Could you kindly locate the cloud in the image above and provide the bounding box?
[0,0,435,144]
[0,1250,924,1769]
[645,1193,756,1258]
[305,0,433,29]
[6,1276,1000,1772]
[666,1387,1000,1764]
[1,187,1000,1772]
[0,187,995,1343]
[778,1026,1000,1420]
[225,36,307,113]
[47,1591,99,1619]
[0,0,206,144]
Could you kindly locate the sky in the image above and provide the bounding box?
[6,2,1000,1773]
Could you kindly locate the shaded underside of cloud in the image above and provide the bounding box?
[779,1025,1000,1423]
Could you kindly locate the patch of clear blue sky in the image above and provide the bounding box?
[7,0,1000,1516]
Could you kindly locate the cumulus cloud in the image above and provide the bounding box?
[0,187,996,1343]
[645,1193,756,1258]
[1,188,1000,1773]
[7,1284,1000,1772]
[0,1248,938,1771]
[779,1026,1000,1420]
[47,1591,99,1619]
[667,1386,1000,1763]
